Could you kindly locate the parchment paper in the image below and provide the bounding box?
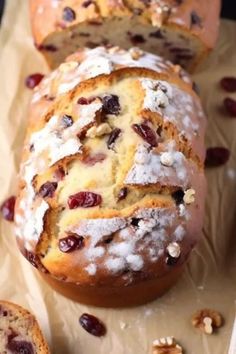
[0,1,236,353]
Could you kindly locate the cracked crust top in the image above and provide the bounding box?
[15,47,206,287]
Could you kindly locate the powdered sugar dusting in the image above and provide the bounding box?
[32,46,191,103]
[140,78,205,144]
[125,141,190,188]
[16,99,102,249]
[68,206,185,275]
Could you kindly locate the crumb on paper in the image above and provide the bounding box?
[152,337,183,354]
[227,168,236,181]
[191,309,223,334]
[119,321,128,330]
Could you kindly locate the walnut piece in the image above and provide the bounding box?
[183,188,195,204]
[152,337,183,354]
[191,309,223,334]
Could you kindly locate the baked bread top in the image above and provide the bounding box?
[0,301,50,353]
[15,47,206,286]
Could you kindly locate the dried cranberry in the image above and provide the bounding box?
[131,218,140,227]
[68,192,102,209]
[107,128,121,149]
[38,182,58,198]
[166,255,179,266]
[117,187,128,201]
[102,95,120,115]
[59,234,84,253]
[25,73,44,89]
[171,189,184,205]
[62,114,73,128]
[24,251,39,268]
[82,153,106,166]
[149,30,164,38]
[62,7,76,22]
[77,97,95,105]
[190,11,202,27]
[224,97,236,117]
[79,313,106,337]
[220,77,236,92]
[54,167,66,181]
[7,340,34,354]
[132,123,158,147]
[7,332,18,342]
[128,33,146,45]
[192,82,200,95]
[205,147,230,167]
[37,44,58,52]
[0,196,16,222]
[82,0,93,7]
[133,8,143,15]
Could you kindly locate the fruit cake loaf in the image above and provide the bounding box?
[30,0,221,71]
[0,301,50,353]
[15,47,206,307]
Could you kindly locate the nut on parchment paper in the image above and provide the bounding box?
[152,337,183,354]
[191,309,223,334]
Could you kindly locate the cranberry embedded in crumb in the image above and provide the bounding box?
[54,167,66,181]
[128,33,146,45]
[102,95,121,115]
[166,255,179,266]
[224,97,236,117]
[7,340,34,354]
[0,196,16,222]
[190,11,202,27]
[25,73,44,89]
[38,182,58,198]
[79,313,106,337]
[171,189,184,205]
[205,147,230,167]
[62,7,76,22]
[107,128,122,149]
[82,153,106,166]
[220,77,236,92]
[77,97,95,105]
[68,191,102,209]
[132,123,158,147]
[82,0,93,7]
[59,234,84,253]
[117,187,128,201]
[61,114,74,128]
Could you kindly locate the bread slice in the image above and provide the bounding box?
[29,0,221,71]
[0,301,50,354]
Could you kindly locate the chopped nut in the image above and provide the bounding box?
[191,309,223,334]
[86,123,112,138]
[152,5,170,27]
[152,337,183,354]
[203,317,213,334]
[129,47,144,60]
[160,152,174,167]
[183,188,195,204]
[167,242,181,258]
[109,46,121,54]
[59,61,78,73]
[96,123,112,136]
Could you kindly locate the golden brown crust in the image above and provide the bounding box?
[15,48,206,306]
[0,300,50,353]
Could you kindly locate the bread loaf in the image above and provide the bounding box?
[15,47,206,307]
[0,301,50,353]
[30,0,221,71]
